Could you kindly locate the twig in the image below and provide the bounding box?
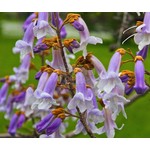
[125,88,150,107]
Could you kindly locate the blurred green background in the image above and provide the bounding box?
[0,12,150,138]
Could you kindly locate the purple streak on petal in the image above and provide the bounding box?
[72,20,84,31]
[143,12,150,33]
[17,113,26,128]
[33,43,49,53]
[13,91,26,103]
[46,118,62,136]
[23,22,34,44]
[108,52,121,74]
[43,72,58,95]
[125,84,134,95]
[51,12,67,38]
[120,75,128,83]
[137,45,148,60]
[76,72,86,94]
[8,113,18,136]
[134,59,148,94]
[35,71,43,80]
[36,72,49,91]
[23,13,36,31]
[0,82,9,104]
[36,113,54,133]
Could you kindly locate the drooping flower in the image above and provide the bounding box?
[13,22,34,60]
[65,13,102,57]
[0,82,9,105]
[134,56,148,94]
[8,112,26,136]
[68,68,94,113]
[36,108,65,136]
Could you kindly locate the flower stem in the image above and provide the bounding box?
[53,12,95,138]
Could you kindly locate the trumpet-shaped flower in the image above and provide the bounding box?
[68,69,94,113]
[33,12,55,39]
[13,22,34,60]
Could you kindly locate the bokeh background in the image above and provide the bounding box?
[0,12,150,138]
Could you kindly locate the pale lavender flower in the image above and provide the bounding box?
[33,71,59,110]
[33,12,55,39]
[98,107,123,138]
[134,12,150,50]
[13,54,31,84]
[72,17,102,57]
[96,50,125,94]
[68,70,93,113]
[46,48,73,72]
[13,22,34,60]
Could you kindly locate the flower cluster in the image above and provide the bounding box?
[0,12,150,138]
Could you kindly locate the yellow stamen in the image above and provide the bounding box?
[136,21,143,27]
[134,56,144,62]
[74,68,82,74]
[116,48,126,55]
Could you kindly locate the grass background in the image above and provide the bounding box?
[0,13,150,138]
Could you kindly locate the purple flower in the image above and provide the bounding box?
[36,113,54,133]
[13,22,34,60]
[13,54,31,84]
[68,68,93,113]
[97,49,125,94]
[72,16,102,57]
[33,12,55,39]
[51,12,67,38]
[46,118,62,136]
[134,56,148,94]
[13,91,26,103]
[8,113,18,136]
[33,37,49,53]
[32,71,59,110]
[46,48,72,72]
[23,12,37,31]
[17,113,26,128]
[8,112,25,136]
[98,107,122,138]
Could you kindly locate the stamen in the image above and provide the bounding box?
[123,26,137,34]
[122,33,136,44]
